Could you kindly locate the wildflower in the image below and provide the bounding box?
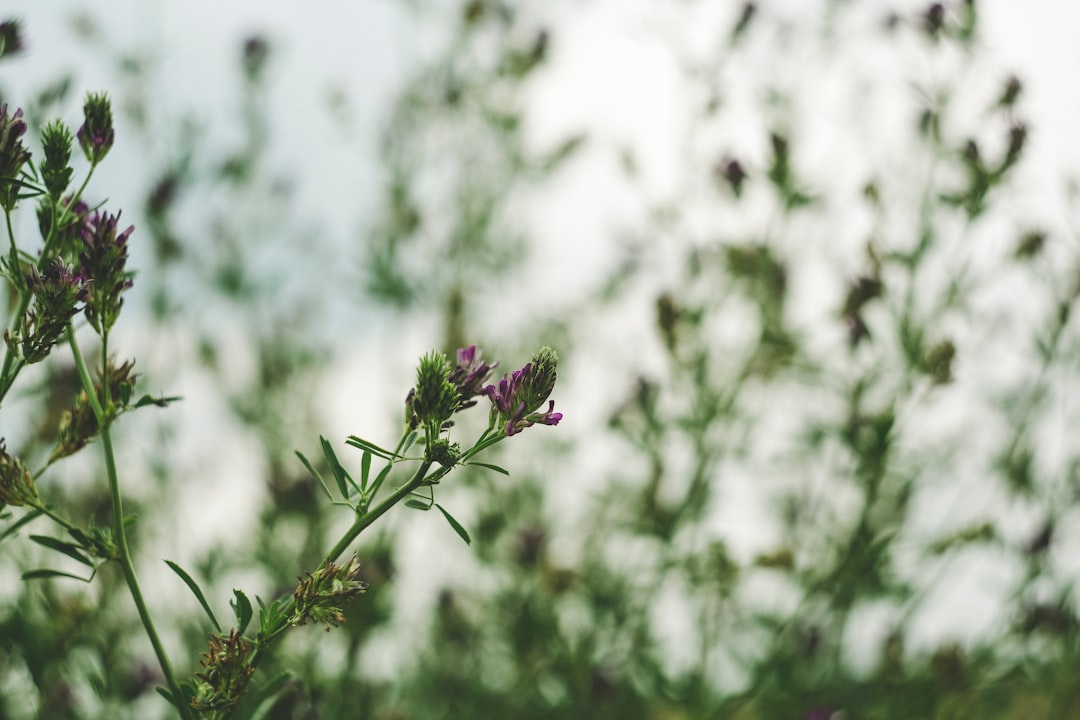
[0,104,30,211]
[79,209,134,334]
[51,359,137,460]
[292,555,368,631]
[77,92,114,165]
[37,195,90,260]
[485,346,563,436]
[191,630,254,713]
[448,344,497,409]
[10,260,89,363]
[40,120,74,199]
[0,440,38,507]
[407,350,460,432]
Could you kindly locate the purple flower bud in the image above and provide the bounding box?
[79,210,134,334]
[0,104,31,211]
[449,344,497,408]
[77,92,115,165]
[484,347,562,436]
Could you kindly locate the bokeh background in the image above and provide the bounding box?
[2,1,1080,718]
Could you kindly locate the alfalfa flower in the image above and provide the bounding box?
[291,554,368,631]
[0,103,30,211]
[51,359,137,461]
[190,630,255,713]
[10,259,89,363]
[38,195,89,259]
[448,344,497,409]
[77,92,114,165]
[0,440,38,507]
[79,209,134,334]
[485,346,563,436]
[406,350,460,433]
[40,120,74,199]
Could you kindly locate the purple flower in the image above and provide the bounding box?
[484,346,562,436]
[449,344,497,408]
[79,210,134,333]
[0,104,30,211]
[77,92,114,165]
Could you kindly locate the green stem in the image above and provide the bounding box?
[248,458,437,676]
[0,166,95,406]
[325,460,433,564]
[68,327,194,720]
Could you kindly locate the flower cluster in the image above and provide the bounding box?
[79,210,134,334]
[0,439,38,507]
[291,554,368,631]
[484,345,562,436]
[0,103,30,212]
[9,260,88,364]
[52,359,137,461]
[77,92,114,165]
[38,195,90,260]
[448,344,497,409]
[406,350,460,432]
[40,120,74,200]
[190,630,255,713]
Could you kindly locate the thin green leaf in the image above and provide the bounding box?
[360,451,372,491]
[321,436,357,498]
[133,393,182,408]
[1,508,43,543]
[154,686,177,708]
[295,450,335,502]
[237,671,295,720]
[232,589,254,635]
[401,430,419,454]
[370,463,393,494]
[165,560,222,633]
[435,503,472,546]
[22,568,92,582]
[467,461,510,476]
[404,499,431,511]
[29,534,93,567]
[259,596,290,637]
[344,435,399,460]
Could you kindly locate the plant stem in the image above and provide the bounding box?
[325,460,433,564]
[68,326,194,720]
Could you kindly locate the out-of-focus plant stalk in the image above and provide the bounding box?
[68,326,195,720]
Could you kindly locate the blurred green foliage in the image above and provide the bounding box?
[3,1,1080,718]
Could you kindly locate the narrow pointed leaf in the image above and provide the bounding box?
[434,503,472,546]
[22,568,92,582]
[237,671,295,720]
[369,463,393,497]
[1,508,43,543]
[29,534,93,567]
[360,451,372,491]
[133,393,182,408]
[155,686,177,708]
[467,461,510,476]
[344,435,399,460]
[295,450,335,502]
[404,499,430,511]
[165,559,222,633]
[321,436,356,498]
[232,589,254,635]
